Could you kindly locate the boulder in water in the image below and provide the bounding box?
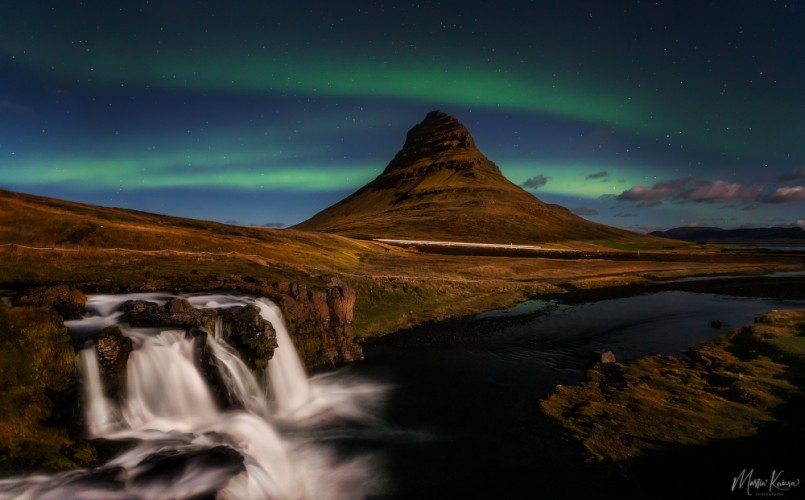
[588,350,617,367]
[95,326,132,397]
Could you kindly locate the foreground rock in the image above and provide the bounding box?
[123,298,211,329]
[273,278,364,368]
[11,275,364,372]
[541,309,805,462]
[94,326,132,397]
[11,285,87,320]
[218,305,278,370]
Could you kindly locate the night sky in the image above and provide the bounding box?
[2,1,803,232]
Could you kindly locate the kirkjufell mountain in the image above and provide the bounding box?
[295,111,643,245]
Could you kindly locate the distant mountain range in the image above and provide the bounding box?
[650,226,805,244]
[295,111,657,246]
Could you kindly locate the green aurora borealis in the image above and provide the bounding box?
[1,1,803,230]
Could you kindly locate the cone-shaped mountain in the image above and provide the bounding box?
[295,111,640,244]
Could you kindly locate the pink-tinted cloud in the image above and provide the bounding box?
[616,177,689,202]
[684,180,763,203]
[617,177,764,204]
[572,207,599,216]
[762,185,805,203]
[796,218,805,228]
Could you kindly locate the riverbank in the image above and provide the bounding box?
[542,308,805,498]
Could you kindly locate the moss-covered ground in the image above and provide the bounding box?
[542,309,805,463]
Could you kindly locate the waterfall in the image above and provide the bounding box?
[122,330,218,432]
[79,346,115,436]
[207,329,269,416]
[254,298,312,413]
[0,293,386,499]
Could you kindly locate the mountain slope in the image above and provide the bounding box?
[295,111,650,246]
[0,189,381,274]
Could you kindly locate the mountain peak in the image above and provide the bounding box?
[295,111,642,245]
[383,110,487,174]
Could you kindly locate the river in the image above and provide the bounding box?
[0,284,803,498]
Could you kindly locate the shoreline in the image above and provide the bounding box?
[541,308,805,498]
[365,273,805,348]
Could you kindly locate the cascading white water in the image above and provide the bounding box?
[123,330,218,432]
[206,327,269,416]
[79,346,115,436]
[0,293,387,500]
[255,298,312,413]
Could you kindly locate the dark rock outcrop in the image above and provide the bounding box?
[218,305,278,370]
[275,277,363,368]
[120,298,279,370]
[94,326,132,397]
[12,285,87,319]
[588,350,617,367]
[122,299,212,329]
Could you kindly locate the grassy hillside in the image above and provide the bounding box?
[2,189,803,341]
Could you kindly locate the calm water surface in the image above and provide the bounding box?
[355,290,805,498]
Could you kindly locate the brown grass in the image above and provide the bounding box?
[2,189,804,341]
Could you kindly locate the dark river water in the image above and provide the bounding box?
[2,285,803,498]
[353,289,805,498]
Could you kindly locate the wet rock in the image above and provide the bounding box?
[12,285,87,319]
[219,305,278,370]
[189,327,240,409]
[165,298,194,314]
[710,320,723,328]
[122,299,212,329]
[588,350,617,367]
[122,300,161,317]
[95,326,132,397]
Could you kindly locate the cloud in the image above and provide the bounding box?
[224,219,239,225]
[795,218,805,228]
[616,177,690,202]
[615,212,636,218]
[617,177,763,204]
[262,221,285,228]
[779,166,805,182]
[585,171,608,180]
[762,185,805,203]
[572,207,599,216]
[684,180,763,203]
[521,174,548,189]
[741,203,761,211]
